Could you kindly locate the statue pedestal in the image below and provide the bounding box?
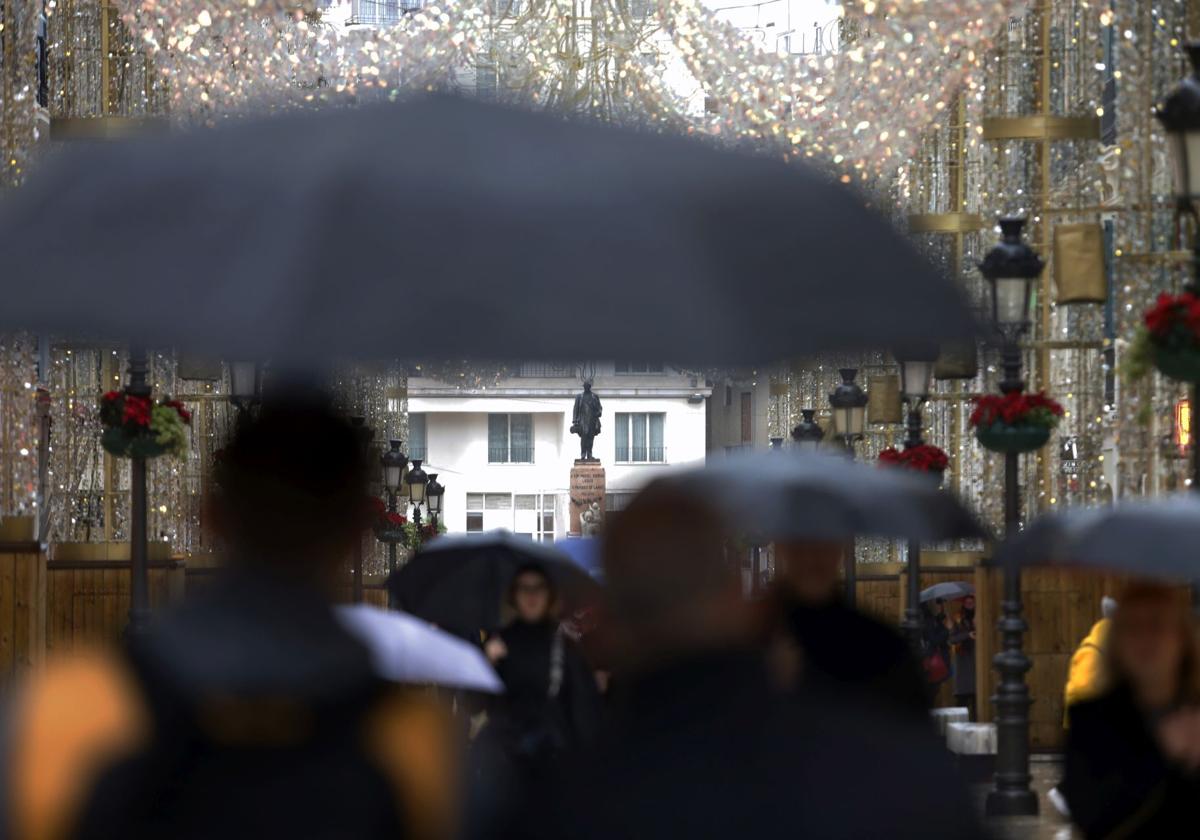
[569,461,606,536]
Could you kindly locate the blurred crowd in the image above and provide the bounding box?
[2,394,1199,840]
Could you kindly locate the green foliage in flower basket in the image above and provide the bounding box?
[974,424,1051,455]
[99,391,192,460]
[404,519,447,552]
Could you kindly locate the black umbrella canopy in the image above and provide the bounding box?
[993,496,1200,582]
[387,530,601,638]
[662,451,987,544]
[0,95,980,364]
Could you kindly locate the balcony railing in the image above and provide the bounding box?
[488,446,534,464]
[616,446,666,464]
[516,362,577,378]
[347,0,422,25]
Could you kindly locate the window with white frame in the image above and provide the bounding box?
[488,413,533,463]
[614,362,664,374]
[466,492,554,540]
[517,362,576,378]
[615,413,665,462]
[408,413,427,461]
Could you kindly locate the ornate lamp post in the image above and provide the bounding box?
[380,439,409,578]
[980,217,1043,819]
[829,368,868,607]
[1157,42,1200,491]
[407,458,429,531]
[228,361,261,423]
[426,473,445,531]
[790,409,824,453]
[829,369,868,450]
[896,346,936,653]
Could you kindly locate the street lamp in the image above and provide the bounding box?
[426,473,444,530]
[980,216,1043,819]
[228,361,261,411]
[895,345,937,654]
[380,440,409,578]
[829,368,868,448]
[828,368,867,608]
[407,458,429,529]
[350,416,374,603]
[1158,42,1200,219]
[1157,42,1200,490]
[790,409,824,453]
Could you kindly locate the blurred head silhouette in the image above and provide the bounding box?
[1109,581,1200,706]
[602,480,752,671]
[508,563,556,624]
[209,387,368,592]
[774,541,845,605]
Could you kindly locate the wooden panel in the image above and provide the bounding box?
[856,574,900,625]
[0,553,15,676]
[974,566,1127,751]
[0,543,46,685]
[45,559,186,653]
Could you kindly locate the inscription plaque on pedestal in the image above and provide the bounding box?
[569,462,606,536]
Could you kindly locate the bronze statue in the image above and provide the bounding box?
[571,378,602,461]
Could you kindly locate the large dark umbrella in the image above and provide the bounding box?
[387,530,601,638]
[992,495,1200,581]
[663,451,986,543]
[0,95,979,363]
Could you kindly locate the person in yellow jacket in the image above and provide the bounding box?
[1049,596,1117,819]
[1064,597,1118,721]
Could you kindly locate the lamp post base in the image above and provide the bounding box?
[984,789,1039,818]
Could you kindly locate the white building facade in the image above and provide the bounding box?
[407,363,711,539]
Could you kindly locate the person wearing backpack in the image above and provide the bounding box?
[2,392,460,840]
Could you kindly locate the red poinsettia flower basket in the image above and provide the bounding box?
[371,497,409,543]
[1133,291,1200,382]
[970,391,1063,454]
[878,444,949,481]
[99,391,192,459]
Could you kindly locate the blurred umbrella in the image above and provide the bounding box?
[555,536,604,580]
[665,451,986,543]
[993,496,1200,581]
[920,581,975,603]
[0,96,979,363]
[333,604,503,694]
[387,530,601,638]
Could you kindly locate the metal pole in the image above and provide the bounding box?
[126,344,151,635]
[903,538,922,652]
[751,544,761,597]
[1194,382,1200,492]
[986,341,1037,817]
[387,489,399,578]
[843,437,857,608]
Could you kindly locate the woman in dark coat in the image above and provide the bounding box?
[484,563,602,776]
[949,596,977,720]
[920,600,952,695]
[1061,581,1200,839]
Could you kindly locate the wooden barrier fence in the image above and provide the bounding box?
[853,550,1127,751]
[0,530,1139,753]
[974,565,1125,751]
[0,517,45,685]
[47,543,185,655]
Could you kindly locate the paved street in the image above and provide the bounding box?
[977,758,1075,840]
